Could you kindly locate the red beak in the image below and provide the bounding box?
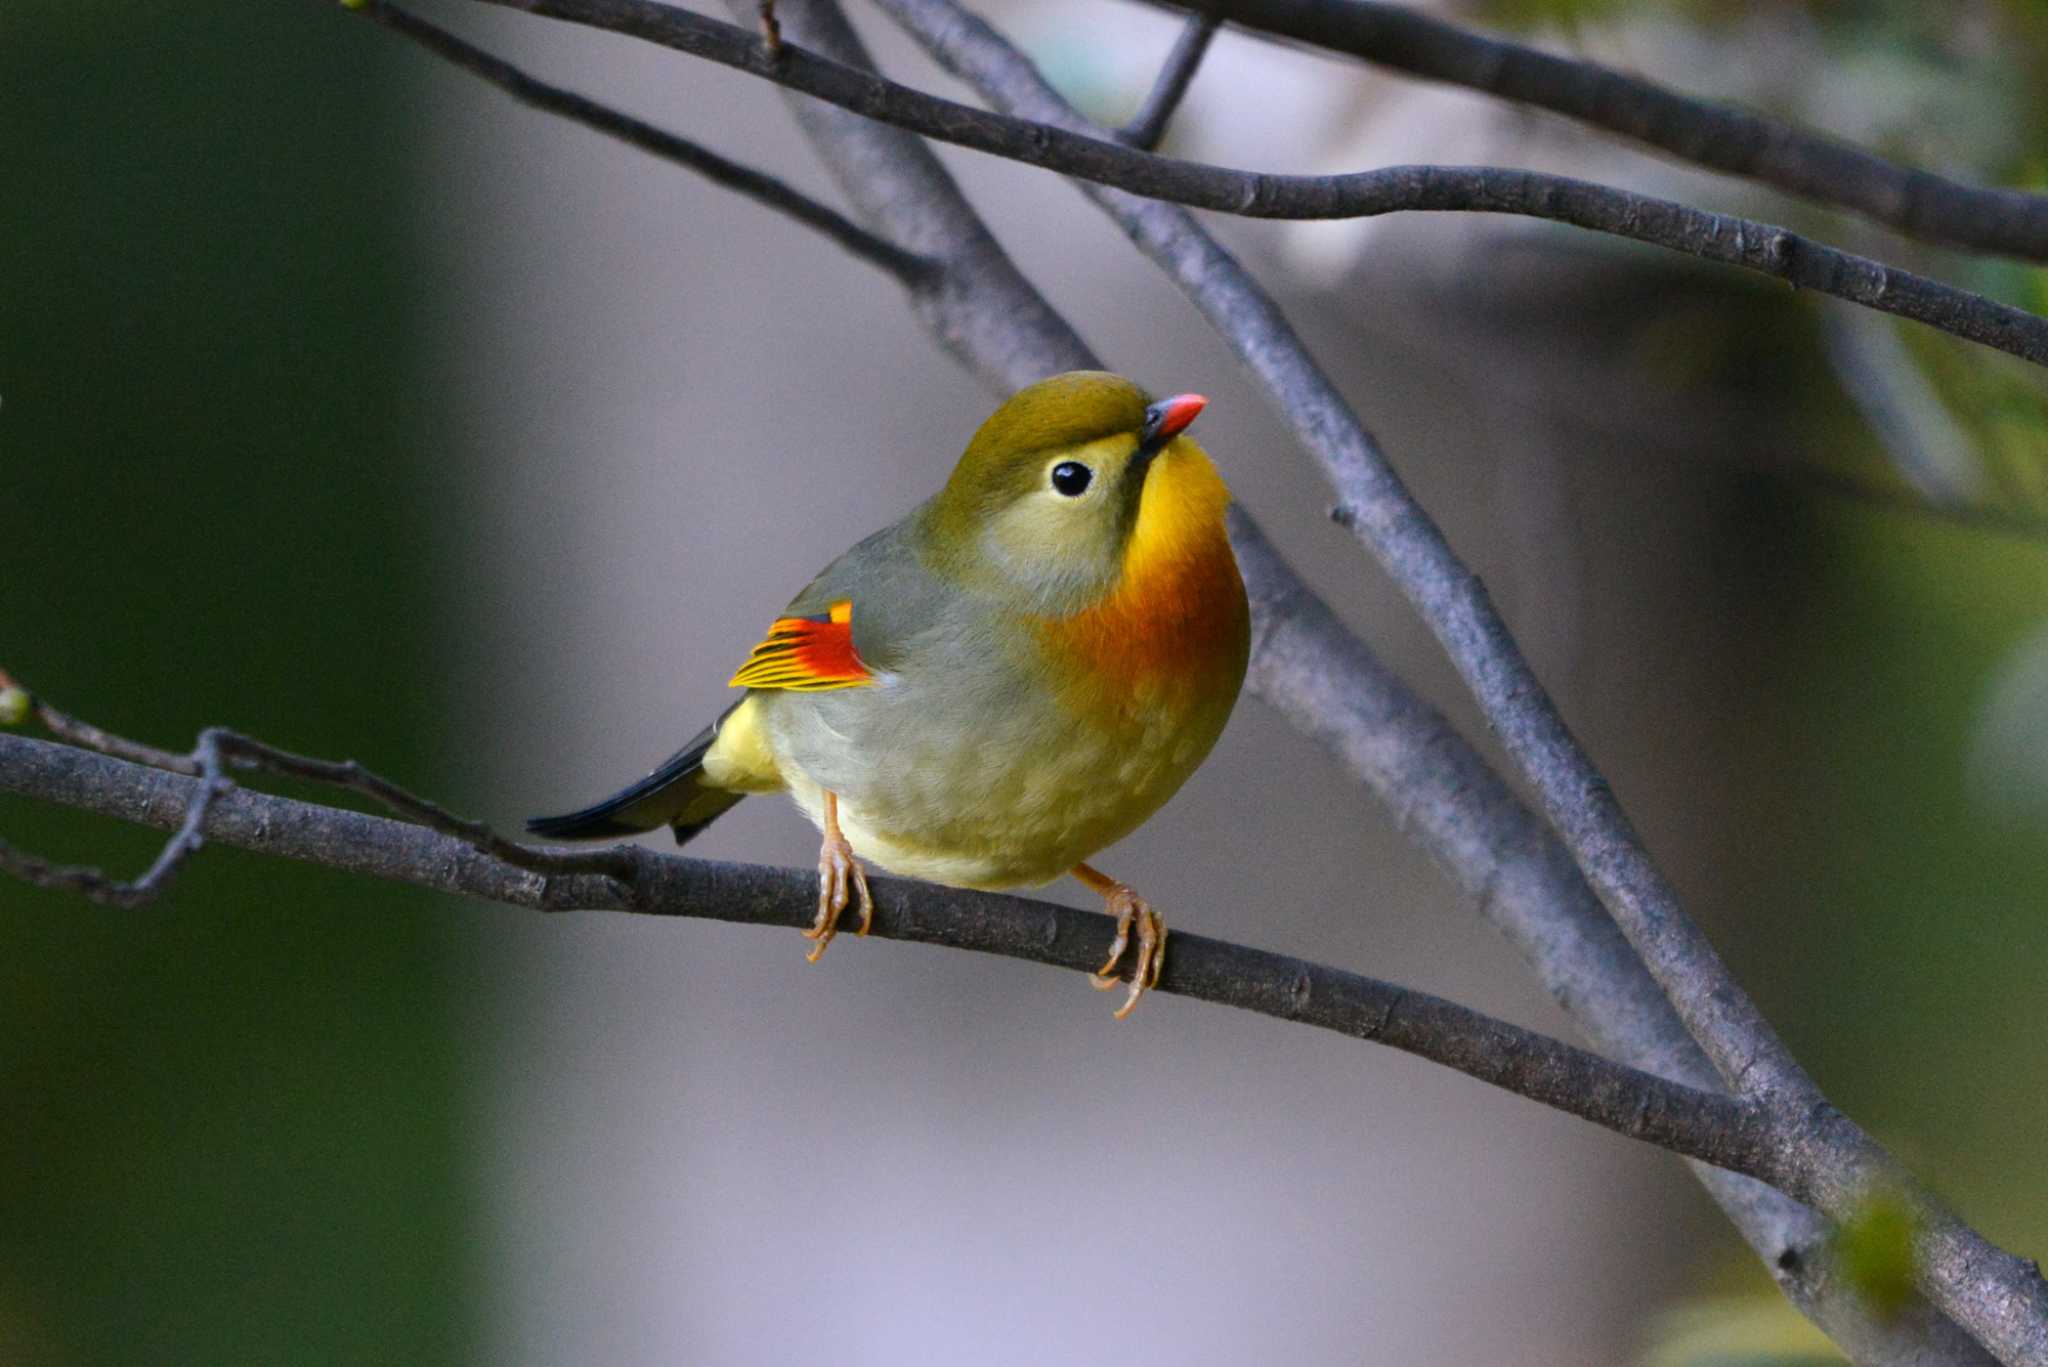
[1144,392,1207,446]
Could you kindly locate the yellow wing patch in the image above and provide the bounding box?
[727,599,875,693]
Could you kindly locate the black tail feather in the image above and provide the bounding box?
[526,700,745,844]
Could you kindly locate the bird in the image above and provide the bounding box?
[526,371,1249,1017]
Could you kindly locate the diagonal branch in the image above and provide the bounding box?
[1118,8,1219,151]
[1153,0,2048,264]
[0,730,1784,1178]
[861,2,2048,1359]
[1231,514,1992,1366]
[348,0,932,281]
[465,0,2048,369]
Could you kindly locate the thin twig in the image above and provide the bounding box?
[0,729,1786,1182]
[1,670,639,889]
[202,728,641,881]
[1118,9,1219,151]
[0,668,202,774]
[348,0,932,282]
[1153,0,2048,264]
[462,0,2048,369]
[720,0,1098,392]
[0,770,227,910]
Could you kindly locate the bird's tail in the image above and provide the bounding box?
[526,699,748,847]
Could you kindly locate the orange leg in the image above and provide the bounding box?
[804,790,873,964]
[1072,862,1166,1020]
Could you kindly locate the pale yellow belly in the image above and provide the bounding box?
[766,675,1234,890]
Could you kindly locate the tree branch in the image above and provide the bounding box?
[1230,512,1997,1365]
[1118,8,1219,151]
[348,0,933,282]
[1154,0,2048,264]
[466,0,2048,369]
[0,728,1786,1179]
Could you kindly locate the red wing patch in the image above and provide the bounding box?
[727,599,875,693]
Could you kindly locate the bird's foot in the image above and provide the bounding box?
[805,818,872,964]
[1085,879,1166,1020]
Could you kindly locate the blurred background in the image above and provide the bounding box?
[5,0,2048,1362]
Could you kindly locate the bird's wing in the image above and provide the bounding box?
[726,598,874,692]
[726,512,946,693]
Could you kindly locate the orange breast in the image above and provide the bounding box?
[1035,441,1249,710]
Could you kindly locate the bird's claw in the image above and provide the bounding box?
[806,828,872,964]
[1089,884,1166,1019]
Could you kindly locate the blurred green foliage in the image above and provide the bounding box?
[1833,1191,1920,1321]
[0,4,467,1363]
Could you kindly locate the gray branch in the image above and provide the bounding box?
[0,730,1781,1179]
[1160,0,2048,264]
[1118,8,1219,151]
[471,0,2048,369]
[1231,512,1992,1364]
[352,1,932,281]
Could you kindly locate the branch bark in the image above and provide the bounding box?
[1117,8,1219,151]
[0,730,1783,1179]
[1158,0,2048,264]
[467,0,2048,368]
[356,1,932,280]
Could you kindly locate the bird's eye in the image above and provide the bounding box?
[1050,461,1093,497]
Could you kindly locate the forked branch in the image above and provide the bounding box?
[1161,0,2048,263]
[457,0,2048,368]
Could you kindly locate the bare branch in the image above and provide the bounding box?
[2,729,1781,1179]
[719,0,1094,391]
[1231,511,1996,1366]
[0,775,226,909]
[1157,0,2048,264]
[346,0,932,282]
[462,0,2048,368]
[1118,9,1219,151]
[0,669,638,887]
[0,667,202,775]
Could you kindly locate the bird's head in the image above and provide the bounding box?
[922,371,1221,613]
